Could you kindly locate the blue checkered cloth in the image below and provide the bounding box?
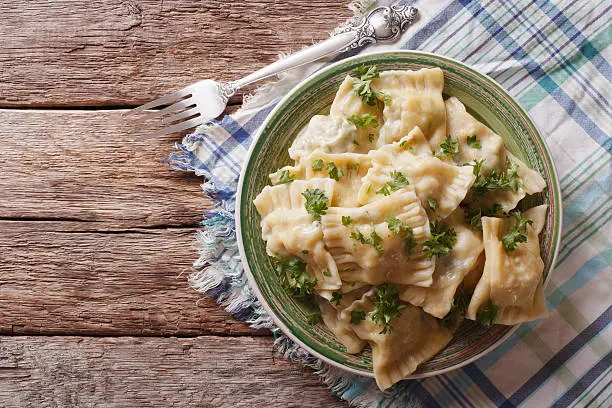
[169,0,612,406]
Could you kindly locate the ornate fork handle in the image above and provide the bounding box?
[340,5,418,50]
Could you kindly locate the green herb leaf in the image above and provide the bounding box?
[323,269,331,277]
[330,292,343,306]
[347,162,360,171]
[306,310,321,324]
[301,249,309,254]
[376,171,409,196]
[423,222,457,258]
[274,257,317,297]
[350,310,367,325]
[476,299,498,327]
[471,158,522,197]
[341,216,353,226]
[302,188,328,221]
[385,215,416,256]
[465,203,504,230]
[348,113,379,129]
[312,159,324,172]
[428,198,438,212]
[436,136,459,158]
[350,224,384,255]
[467,135,482,149]
[275,169,295,185]
[385,215,403,234]
[351,65,391,106]
[369,284,406,334]
[353,139,360,146]
[501,210,533,252]
[368,133,375,143]
[441,290,471,328]
[326,162,344,181]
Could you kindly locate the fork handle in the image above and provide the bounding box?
[233,31,357,89]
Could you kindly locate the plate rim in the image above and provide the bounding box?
[235,49,562,379]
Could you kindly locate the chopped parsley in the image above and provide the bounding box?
[301,249,309,254]
[330,291,343,306]
[441,290,471,328]
[275,169,295,185]
[351,65,392,106]
[302,188,328,221]
[467,135,482,149]
[386,215,416,256]
[467,158,485,177]
[353,139,360,146]
[350,224,384,255]
[350,310,367,324]
[428,198,438,212]
[312,159,324,172]
[476,299,498,327]
[347,162,360,171]
[306,310,322,324]
[341,216,353,226]
[341,278,356,285]
[465,203,504,230]
[436,136,459,158]
[502,210,533,252]
[274,257,317,297]
[348,113,379,129]
[326,162,344,181]
[376,171,409,196]
[423,221,457,258]
[369,284,406,334]
[471,158,522,197]
[369,133,375,143]
[322,269,332,277]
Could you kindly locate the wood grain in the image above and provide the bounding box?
[0,221,262,337]
[0,0,352,107]
[0,109,205,229]
[0,336,345,407]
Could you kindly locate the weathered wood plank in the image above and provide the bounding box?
[0,0,352,107]
[0,336,346,407]
[0,221,263,337]
[0,109,207,228]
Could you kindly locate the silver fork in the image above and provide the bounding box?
[128,5,418,138]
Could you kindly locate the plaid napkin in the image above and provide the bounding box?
[169,0,612,406]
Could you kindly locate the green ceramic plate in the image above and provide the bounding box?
[236,51,562,378]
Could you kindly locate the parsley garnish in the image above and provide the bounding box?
[502,210,533,252]
[322,269,332,277]
[436,136,459,158]
[301,249,309,254]
[376,171,409,196]
[428,198,438,212]
[351,65,391,106]
[471,158,522,197]
[348,113,379,129]
[350,224,384,255]
[386,215,416,256]
[342,216,353,226]
[369,284,406,334]
[476,299,498,327]
[274,257,317,297]
[275,169,295,185]
[467,135,482,149]
[423,222,457,258]
[368,133,375,143]
[353,139,360,146]
[306,310,321,325]
[347,162,360,171]
[350,310,366,324]
[326,162,344,181]
[330,291,343,306]
[465,204,504,230]
[312,159,324,172]
[441,290,471,328]
[302,188,328,221]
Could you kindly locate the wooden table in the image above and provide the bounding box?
[0,2,352,406]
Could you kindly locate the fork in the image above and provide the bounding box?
[128,5,418,138]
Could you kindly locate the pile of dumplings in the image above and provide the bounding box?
[253,67,548,390]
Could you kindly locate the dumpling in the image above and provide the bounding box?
[253,179,341,291]
[359,146,475,219]
[340,288,454,390]
[399,208,484,319]
[302,150,372,207]
[315,286,371,354]
[321,187,435,287]
[288,115,360,161]
[466,205,548,325]
[374,68,446,148]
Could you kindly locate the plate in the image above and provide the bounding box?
[236,51,562,378]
